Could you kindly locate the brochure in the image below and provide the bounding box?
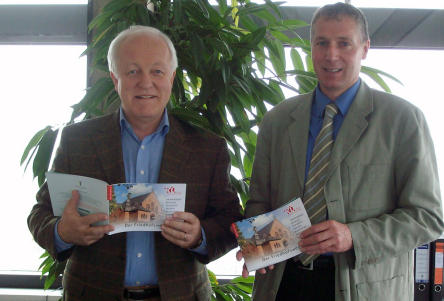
[45,172,186,235]
[231,197,311,272]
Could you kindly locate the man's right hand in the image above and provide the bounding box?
[236,250,274,278]
[57,190,114,246]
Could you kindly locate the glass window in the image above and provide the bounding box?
[0,45,86,272]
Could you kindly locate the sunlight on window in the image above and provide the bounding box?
[0,0,87,4]
[0,45,86,271]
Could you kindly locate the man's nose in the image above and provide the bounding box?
[325,44,339,60]
[138,72,153,88]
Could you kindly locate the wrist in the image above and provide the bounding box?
[190,236,203,249]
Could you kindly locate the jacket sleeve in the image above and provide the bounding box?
[245,112,273,219]
[348,105,444,269]
[27,127,74,261]
[199,138,243,263]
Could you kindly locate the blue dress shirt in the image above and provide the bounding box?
[120,108,169,286]
[305,79,361,180]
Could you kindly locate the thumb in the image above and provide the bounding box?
[64,190,80,213]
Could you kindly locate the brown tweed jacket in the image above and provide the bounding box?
[28,111,242,301]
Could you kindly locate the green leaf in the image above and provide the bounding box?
[21,126,51,167]
[360,67,392,93]
[32,128,58,186]
[290,48,304,70]
[361,65,403,85]
[241,27,266,48]
[266,39,286,81]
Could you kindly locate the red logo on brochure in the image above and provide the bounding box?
[107,185,113,201]
[285,205,295,215]
[164,186,176,194]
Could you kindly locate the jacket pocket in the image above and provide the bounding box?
[356,274,406,300]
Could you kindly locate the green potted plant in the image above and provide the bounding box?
[22,0,398,299]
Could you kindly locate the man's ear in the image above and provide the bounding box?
[362,39,370,60]
[170,71,176,85]
[110,72,118,91]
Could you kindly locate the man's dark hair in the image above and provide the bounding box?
[310,2,369,42]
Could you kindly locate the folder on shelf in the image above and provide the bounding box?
[414,243,431,301]
[431,239,444,301]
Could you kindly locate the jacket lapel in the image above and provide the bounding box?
[288,94,313,190]
[91,111,126,184]
[328,81,373,178]
[158,114,190,183]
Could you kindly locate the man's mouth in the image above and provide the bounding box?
[136,95,156,99]
[324,67,342,73]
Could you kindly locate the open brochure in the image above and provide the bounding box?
[231,197,311,272]
[45,172,186,235]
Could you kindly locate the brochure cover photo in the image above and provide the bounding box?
[45,172,186,234]
[108,183,186,233]
[231,198,311,272]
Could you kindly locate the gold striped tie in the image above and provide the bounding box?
[299,103,338,266]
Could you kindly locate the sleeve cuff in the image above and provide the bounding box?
[54,219,74,253]
[189,227,208,255]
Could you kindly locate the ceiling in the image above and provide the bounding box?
[0,4,443,49]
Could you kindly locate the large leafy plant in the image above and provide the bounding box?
[21,0,398,299]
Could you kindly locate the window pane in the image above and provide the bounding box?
[0,45,86,271]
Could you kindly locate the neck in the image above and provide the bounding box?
[128,115,162,140]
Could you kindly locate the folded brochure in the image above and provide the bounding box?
[45,172,186,235]
[231,197,311,272]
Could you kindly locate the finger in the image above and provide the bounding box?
[236,250,244,261]
[161,223,189,241]
[258,268,267,274]
[242,264,249,278]
[163,218,192,233]
[82,212,110,226]
[300,221,330,238]
[161,230,187,248]
[172,211,199,226]
[299,229,331,248]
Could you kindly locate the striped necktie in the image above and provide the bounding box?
[299,103,338,266]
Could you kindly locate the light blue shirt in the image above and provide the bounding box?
[54,108,207,287]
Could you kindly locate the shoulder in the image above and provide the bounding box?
[169,115,227,149]
[62,112,118,135]
[260,93,312,129]
[367,86,426,123]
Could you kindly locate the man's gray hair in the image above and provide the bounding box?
[310,2,369,42]
[107,25,178,74]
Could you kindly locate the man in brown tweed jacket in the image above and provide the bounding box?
[28,25,241,301]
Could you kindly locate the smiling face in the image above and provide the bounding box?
[311,16,369,100]
[110,34,176,133]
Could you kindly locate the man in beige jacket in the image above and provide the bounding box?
[241,3,444,300]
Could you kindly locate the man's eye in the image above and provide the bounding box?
[339,41,350,47]
[153,69,163,75]
[128,70,137,75]
[317,41,328,47]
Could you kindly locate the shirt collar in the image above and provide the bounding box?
[313,79,361,118]
[119,107,170,139]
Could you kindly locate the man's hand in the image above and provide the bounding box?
[161,212,202,249]
[299,220,353,254]
[57,190,114,246]
[236,250,274,278]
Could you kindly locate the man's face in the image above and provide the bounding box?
[311,16,369,100]
[110,34,176,127]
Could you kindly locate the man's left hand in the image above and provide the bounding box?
[161,212,202,249]
[299,220,353,254]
